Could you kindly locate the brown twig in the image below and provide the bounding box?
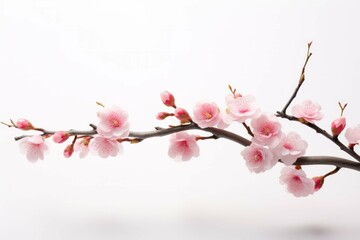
[280,42,313,114]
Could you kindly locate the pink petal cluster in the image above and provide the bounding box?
[240,143,276,173]
[74,137,91,158]
[52,131,70,143]
[331,117,346,137]
[251,113,283,147]
[272,132,308,166]
[193,102,221,128]
[89,135,122,158]
[97,106,129,138]
[16,119,33,130]
[292,100,323,123]
[345,124,360,145]
[225,94,260,123]
[168,132,200,161]
[160,91,176,108]
[279,166,315,197]
[19,135,48,162]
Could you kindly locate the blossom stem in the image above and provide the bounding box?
[242,122,254,137]
[196,135,219,141]
[324,166,341,178]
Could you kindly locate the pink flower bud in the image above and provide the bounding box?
[174,107,192,123]
[53,131,70,143]
[160,91,176,108]
[331,117,346,137]
[156,112,173,120]
[16,119,34,130]
[64,144,74,158]
[313,176,325,191]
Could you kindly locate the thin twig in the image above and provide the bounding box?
[281,42,313,114]
[242,122,254,137]
[324,167,341,178]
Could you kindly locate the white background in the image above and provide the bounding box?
[1,1,360,239]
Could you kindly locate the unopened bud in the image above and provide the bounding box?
[64,144,74,158]
[175,108,192,124]
[313,176,325,191]
[16,119,34,130]
[160,91,176,108]
[53,131,70,143]
[156,112,174,120]
[331,117,346,137]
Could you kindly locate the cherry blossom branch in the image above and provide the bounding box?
[280,42,313,114]
[6,43,360,197]
[11,122,360,171]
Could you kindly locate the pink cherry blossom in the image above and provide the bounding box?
[74,137,91,158]
[225,94,260,123]
[331,117,346,137]
[279,166,315,197]
[193,102,221,128]
[97,106,129,138]
[174,107,192,123]
[292,100,323,123]
[272,132,308,166]
[19,135,48,162]
[240,143,276,173]
[160,91,176,108]
[168,132,200,161]
[89,136,122,158]
[16,119,33,130]
[63,144,74,158]
[345,124,360,145]
[251,113,283,147]
[52,131,70,143]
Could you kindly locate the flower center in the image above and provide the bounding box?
[205,112,212,119]
[292,176,301,182]
[261,126,272,136]
[111,119,120,128]
[239,108,249,114]
[253,151,263,162]
[284,143,293,150]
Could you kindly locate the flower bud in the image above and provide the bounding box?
[175,107,192,124]
[53,131,70,143]
[160,91,176,108]
[16,119,34,130]
[331,117,346,137]
[64,144,74,158]
[313,176,325,191]
[156,112,173,120]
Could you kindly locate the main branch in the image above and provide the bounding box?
[13,122,360,171]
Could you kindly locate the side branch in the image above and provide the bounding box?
[276,111,360,162]
[281,42,313,114]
